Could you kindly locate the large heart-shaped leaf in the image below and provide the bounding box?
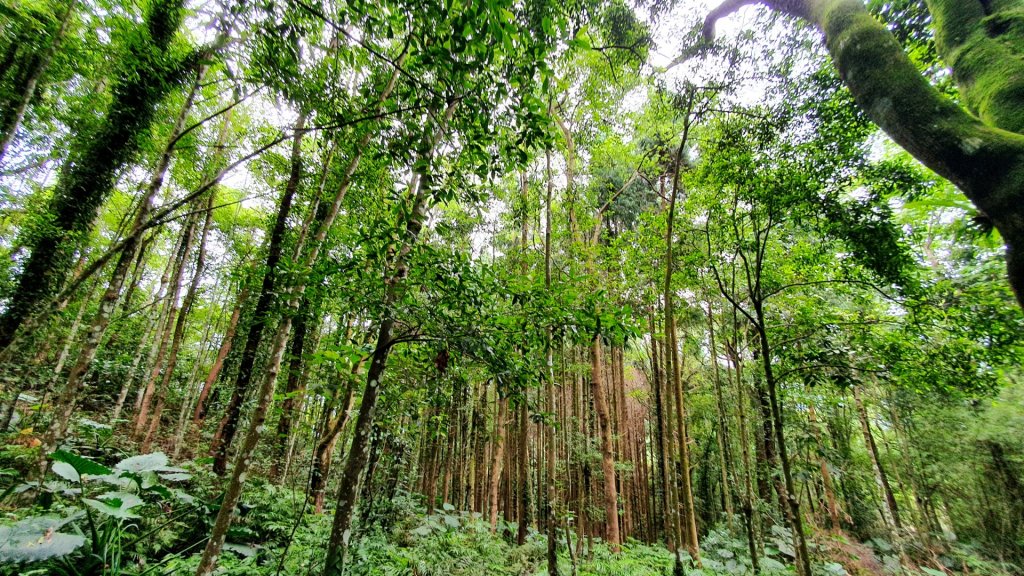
[115,452,169,474]
[51,450,111,479]
[0,515,86,563]
[83,492,144,519]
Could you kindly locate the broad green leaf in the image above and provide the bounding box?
[97,492,144,510]
[51,450,111,478]
[115,452,169,473]
[83,498,141,520]
[50,462,79,483]
[0,515,86,563]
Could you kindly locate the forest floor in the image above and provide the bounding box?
[0,431,1017,576]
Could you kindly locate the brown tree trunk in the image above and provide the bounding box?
[753,299,811,576]
[322,100,453,576]
[591,335,620,552]
[664,135,700,562]
[853,385,901,531]
[707,301,734,524]
[210,112,307,475]
[489,394,509,533]
[808,404,842,529]
[135,208,198,438]
[192,285,247,427]
[143,190,216,449]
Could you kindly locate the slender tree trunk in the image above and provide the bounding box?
[707,301,734,524]
[544,149,559,576]
[650,313,674,550]
[516,395,530,544]
[112,315,156,423]
[753,302,811,576]
[135,209,198,438]
[210,112,307,475]
[665,141,700,563]
[591,335,621,552]
[322,99,454,576]
[0,0,75,165]
[49,283,94,380]
[143,190,215,449]
[808,404,842,529]
[192,285,247,427]
[853,385,901,531]
[489,394,508,533]
[731,335,760,573]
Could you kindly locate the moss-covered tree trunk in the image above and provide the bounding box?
[705,0,1024,307]
[0,0,188,350]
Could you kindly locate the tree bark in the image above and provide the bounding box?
[808,403,842,529]
[590,334,620,552]
[323,100,455,576]
[192,284,247,427]
[135,208,198,438]
[489,394,509,533]
[853,385,902,532]
[210,112,307,475]
[705,0,1024,306]
[0,0,188,349]
[143,189,216,449]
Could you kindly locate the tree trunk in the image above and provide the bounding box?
[853,385,901,532]
[808,404,842,529]
[729,333,760,573]
[0,0,75,165]
[135,208,198,438]
[665,139,700,563]
[210,112,307,475]
[753,303,811,576]
[707,301,734,524]
[489,394,508,533]
[323,100,454,576]
[143,190,215,449]
[591,335,620,553]
[0,0,187,349]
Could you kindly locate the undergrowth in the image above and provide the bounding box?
[3,444,1020,575]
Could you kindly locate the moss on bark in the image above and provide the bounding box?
[0,0,188,349]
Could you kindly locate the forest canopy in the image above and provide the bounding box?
[0,0,1021,575]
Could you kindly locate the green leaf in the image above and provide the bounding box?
[83,498,141,519]
[0,516,86,563]
[97,492,144,510]
[51,450,112,478]
[115,452,169,474]
[51,462,79,483]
